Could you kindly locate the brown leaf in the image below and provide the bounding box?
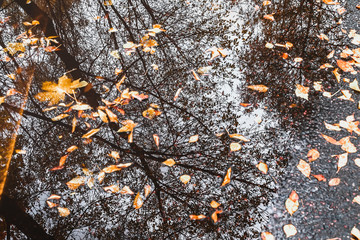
[133,192,143,209]
[210,200,221,208]
[58,207,70,217]
[248,85,268,92]
[163,159,176,167]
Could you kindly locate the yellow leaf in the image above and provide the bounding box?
[58,207,70,217]
[47,194,61,200]
[66,176,86,190]
[118,120,138,132]
[163,158,176,167]
[248,85,268,92]
[180,175,191,184]
[98,109,108,123]
[66,145,78,153]
[6,42,25,55]
[263,14,274,21]
[283,224,297,237]
[133,192,143,209]
[297,159,311,178]
[221,168,231,186]
[82,128,100,138]
[322,0,339,5]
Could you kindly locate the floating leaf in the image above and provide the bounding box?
[66,145,78,153]
[211,209,222,223]
[351,226,360,239]
[144,185,151,198]
[221,168,231,186]
[102,165,122,173]
[82,128,100,138]
[163,159,176,167]
[153,134,160,148]
[324,122,341,131]
[283,224,297,237]
[263,14,274,21]
[46,201,58,208]
[312,174,326,182]
[180,175,191,184]
[229,134,250,142]
[337,59,355,72]
[353,195,360,205]
[297,159,311,178]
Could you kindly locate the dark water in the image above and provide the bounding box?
[0,0,359,239]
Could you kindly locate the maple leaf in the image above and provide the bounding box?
[35,75,88,105]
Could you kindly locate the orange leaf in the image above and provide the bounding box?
[58,207,70,217]
[47,194,61,200]
[59,154,68,167]
[248,85,268,92]
[189,135,199,143]
[211,209,222,223]
[163,159,176,167]
[297,159,311,178]
[261,232,275,240]
[46,201,58,208]
[191,70,201,81]
[337,60,355,72]
[221,168,231,186]
[329,178,340,186]
[133,192,143,209]
[210,200,221,208]
[312,174,326,182]
[66,176,85,190]
[321,133,341,145]
[153,134,160,148]
[180,175,191,184]
[283,224,297,237]
[66,145,78,153]
[263,14,274,21]
[120,186,134,195]
[144,185,151,198]
[322,0,339,5]
[285,190,299,216]
[189,214,206,220]
[103,185,120,193]
[82,128,100,138]
[295,84,309,100]
[256,162,268,174]
[102,165,122,173]
[230,142,241,152]
[174,88,182,101]
[307,149,320,162]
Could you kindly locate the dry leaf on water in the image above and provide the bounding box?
[261,232,275,240]
[180,175,191,184]
[285,190,299,215]
[307,149,320,162]
[221,168,231,186]
[133,192,143,209]
[163,159,176,167]
[189,214,206,220]
[256,162,268,174]
[58,207,70,217]
[248,85,268,92]
[329,178,340,186]
[297,159,311,178]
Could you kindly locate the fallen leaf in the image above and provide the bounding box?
[66,176,86,190]
[51,114,69,121]
[324,122,341,131]
[283,224,297,237]
[256,162,268,174]
[103,185,120,193]
[180,175,191,184]
[108,151,120,160]
[221,168,231,186]
[229,134,250,142]
[355,158,360,167]
[102,165,122,173]
[353,195,360,205]
[297,159,311,178]
[133,192,143,209]
[337,59,355,72]
[98,171,105,183]
[307,149,320,162]
[321,134,340,145]
[191,70,201,80]
[312,174,326,181]
[189,214,206,220]
[230,142,241,152]
[174,88,182,101]
[248,85,268,92]
[144,185,151,198]
[329,178,340,186]
[82,128,100,138]
[46,201,58,208]
[210,200,221,208]
[211,209,222,223]
[351,226,360,239]
[67,145,78,153]
[163,159,176,167]
[47,194,61,200]
[87,177,94,189]
[350,79,360,91]
[285,190,299,216]
[120,186,134,195]
[153,134,160,148]
[261,232,275,240]
[263,14,274,21]
[338,137,357,153]
[295,84,309,100]
[189,135,199,143]
[322,0,339,4]
[58,207,70,217]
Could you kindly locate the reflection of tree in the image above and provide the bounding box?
[0,0,282,239]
